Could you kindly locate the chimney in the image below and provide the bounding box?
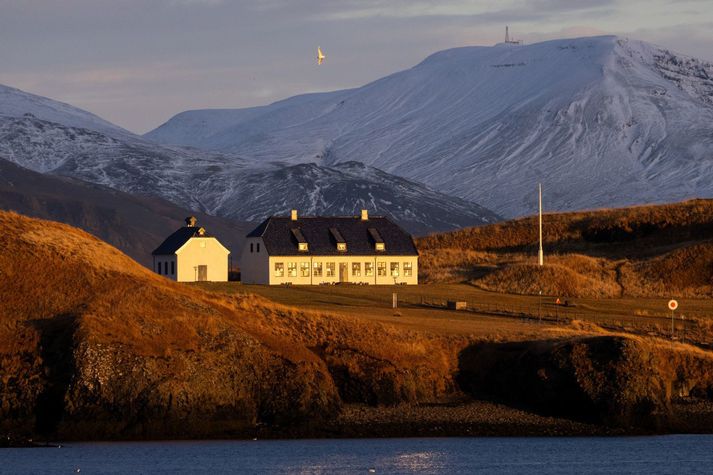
[360,209,368,221]
[185,216,197,227]
[290,209,298,221]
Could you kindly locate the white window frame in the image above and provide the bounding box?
[300,262,310,277]
[364,262,374,276]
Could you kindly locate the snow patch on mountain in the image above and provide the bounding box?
[0,84,132,140]
[146,36,713,217]
[0,87,498,234]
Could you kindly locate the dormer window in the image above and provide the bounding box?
[291,228,308,252]
[368,228,385,251]
[329,227,347,252]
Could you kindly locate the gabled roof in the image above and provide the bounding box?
[246,215,418,256]
[152,227,213,255]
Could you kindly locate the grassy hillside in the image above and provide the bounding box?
[0,158,251,267]
[0,211,459,439]
[3,210,713,440]
[417,199,713,298]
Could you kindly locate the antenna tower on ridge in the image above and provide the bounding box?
[504,26,523,45]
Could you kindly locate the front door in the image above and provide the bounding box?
[197,265,208,282]
[339,263,348,283]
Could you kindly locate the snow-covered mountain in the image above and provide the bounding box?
[0,84,132,140]
[213,161,499,235]
[147,36,713,217]
[0,85,498,234]
[0,157,252,266]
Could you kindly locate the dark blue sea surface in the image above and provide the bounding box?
[3,435,713,474]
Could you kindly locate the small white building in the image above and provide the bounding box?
[240,210,419,285]
[152,216,230,282]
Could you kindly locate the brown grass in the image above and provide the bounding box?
[3,210,713,437]
[417,199,713,298]
[0,210,462,426]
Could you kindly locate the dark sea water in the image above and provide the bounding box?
[3,436,713,474]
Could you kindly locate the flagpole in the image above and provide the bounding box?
[538,183,544,266]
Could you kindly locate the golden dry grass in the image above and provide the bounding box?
[0,210,462,408]
[417,199,713,298]
[4,210,713,437]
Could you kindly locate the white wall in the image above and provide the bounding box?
[175,237,230,282]
[265,255,418,285]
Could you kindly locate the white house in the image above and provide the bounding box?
[152,216,230,282]
[240,210,418,285]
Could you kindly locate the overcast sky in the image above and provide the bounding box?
[0,0,711,133]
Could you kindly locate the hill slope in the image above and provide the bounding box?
[2,211,713,440]
[0,158,252,266]
[0,87,497,234]
[417,199,713,298]
[147,36,713,217]
[0,211,457,439]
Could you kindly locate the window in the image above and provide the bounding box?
[300,262,310,277]
[162,261,167,275]
[326,262,335,277]
[390,262,400,277]
[337,242,347,252]
[288,262,297,277]
[365,262,374,276]
[403,262,412,277]
[298,242,308,252]
[274,262,284,277]
[250,243,254,253]
[352,262,361,277]
[313,262,323,277]
[256,243,260,253]
[156,262,160,274]
[171,261,175,275]
[377,262,387,276]
[375,242,385,251]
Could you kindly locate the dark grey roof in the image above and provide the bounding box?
[152,227,212,255]
[291,228,307,243]
[368,228,384,244]
[246,215,418,256]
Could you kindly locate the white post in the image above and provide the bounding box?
[538,183,544,267]
[392,292,398,309]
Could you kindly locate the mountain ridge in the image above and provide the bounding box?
[146,35,713,217]
[0,85,498,235]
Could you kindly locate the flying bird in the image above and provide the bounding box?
[317,46,326,65]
